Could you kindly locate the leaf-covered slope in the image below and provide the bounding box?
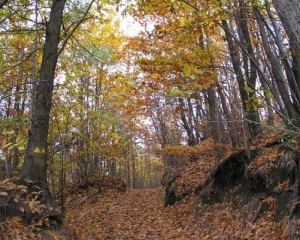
[1,184,292,239]
[62,187,293,239]
[63,187,202,239]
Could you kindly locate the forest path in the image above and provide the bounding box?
[62,187,203,239]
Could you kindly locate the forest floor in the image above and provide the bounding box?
[0,182,292,239]
[62,187,203,239]
[1,131,300,239]
[61,131,300,239]
[61,185,288,240]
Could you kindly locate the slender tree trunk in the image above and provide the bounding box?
[127,159,131,187]
[221,19,253,138]
[255,7,300,127]
[20,0,66,206]
[217,84,240,147]
[237,0,261,138]
[206,86,220,143]
[132,154,136,189]
[187,98,199,145]
[179,98,196,146]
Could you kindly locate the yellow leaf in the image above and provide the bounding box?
[183,63,191,77]
[1,136,7,147]
[208,21,215,30]
[16,134,22,143]
[29,201,34,209]
[16,185,27,191]
[17,146,25,151]
[179,17,186,27]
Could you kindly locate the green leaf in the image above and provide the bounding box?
[16,134,22,143]
[183,63,191,77]
[169,88,182,97]
[245,86,254,93]
[8,130,15,135]
[17,146,25,151]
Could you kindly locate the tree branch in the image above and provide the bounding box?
[0,49,40,75]
[57,0,95,56]
[0,0,8,9]
[180,0,199,12]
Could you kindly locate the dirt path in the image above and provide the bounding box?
[61,185,288,240]
[62,187,203,239]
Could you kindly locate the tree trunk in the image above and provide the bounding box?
[255,7,300,127]
[221,19,252,137]
[178,98,196,146]
[217,84,240,147]
[187,98,200,145]
[237,0,261,138]
[206,86,220,143]
[272,0,300,55]
[20,0,66,206]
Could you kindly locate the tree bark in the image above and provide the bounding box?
[20,0,66,206]
[206,86,220,143]
[272,0,300,55]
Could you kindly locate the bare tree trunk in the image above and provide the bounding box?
[206,86,220,143]
[217,84,240,147]
[221,19,251,135]
[272,0,300,55]
[20,0,66,207]
[132,154,136,189]
[255,7,300,127]
[127,159,131,187]
[237,0,261,138]
[179,98,196,146]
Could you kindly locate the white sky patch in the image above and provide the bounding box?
[114,0,144,37]
[118,14,144,37]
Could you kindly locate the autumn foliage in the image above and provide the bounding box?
[1,0,300,239]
